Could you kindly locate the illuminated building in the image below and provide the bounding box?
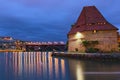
[68,6,119,52]
[0,36,25,50]
[0,36,16,49]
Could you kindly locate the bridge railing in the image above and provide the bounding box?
[25,41,65,45]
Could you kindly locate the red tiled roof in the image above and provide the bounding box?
[68,6,118,35]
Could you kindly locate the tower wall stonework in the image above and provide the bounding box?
[68,30,119,52]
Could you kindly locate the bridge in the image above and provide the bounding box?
[25,41,67,51]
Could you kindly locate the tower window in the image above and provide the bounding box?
[93,30,97,33]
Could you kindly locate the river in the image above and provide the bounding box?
[0,52,120,80]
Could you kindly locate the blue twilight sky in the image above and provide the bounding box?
[0,0,120,42]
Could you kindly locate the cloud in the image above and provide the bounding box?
[0,0,120,41]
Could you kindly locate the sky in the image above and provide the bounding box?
[0,0,120,42]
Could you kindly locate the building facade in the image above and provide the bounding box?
[68,6,119,52]
[0,36,25,50]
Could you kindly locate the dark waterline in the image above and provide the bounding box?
[0,52,120,80]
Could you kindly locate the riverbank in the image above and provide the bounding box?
[0,49,23,52]
[51,52,120,61]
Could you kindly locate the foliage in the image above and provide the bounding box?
[82,40,99,53]
[86,48,99,53]
[66,41,68,50]
[82,40,90,48]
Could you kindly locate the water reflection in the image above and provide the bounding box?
[0,52,120,80]
[3,52,68,80]
[68,59,84,80]
[68,59,120,80]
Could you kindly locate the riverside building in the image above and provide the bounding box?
[68,6,119,52]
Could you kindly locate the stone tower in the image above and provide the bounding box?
[68,6,119,52]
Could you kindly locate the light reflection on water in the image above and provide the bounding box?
[0,52,120,80]
[2,52,68,80]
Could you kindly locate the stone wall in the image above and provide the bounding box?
[68,30,119,52]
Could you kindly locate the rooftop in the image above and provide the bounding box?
[68,6,118,35]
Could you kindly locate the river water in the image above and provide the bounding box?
[0,52,120,80]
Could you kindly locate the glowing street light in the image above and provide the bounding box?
[75,32,84,39]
